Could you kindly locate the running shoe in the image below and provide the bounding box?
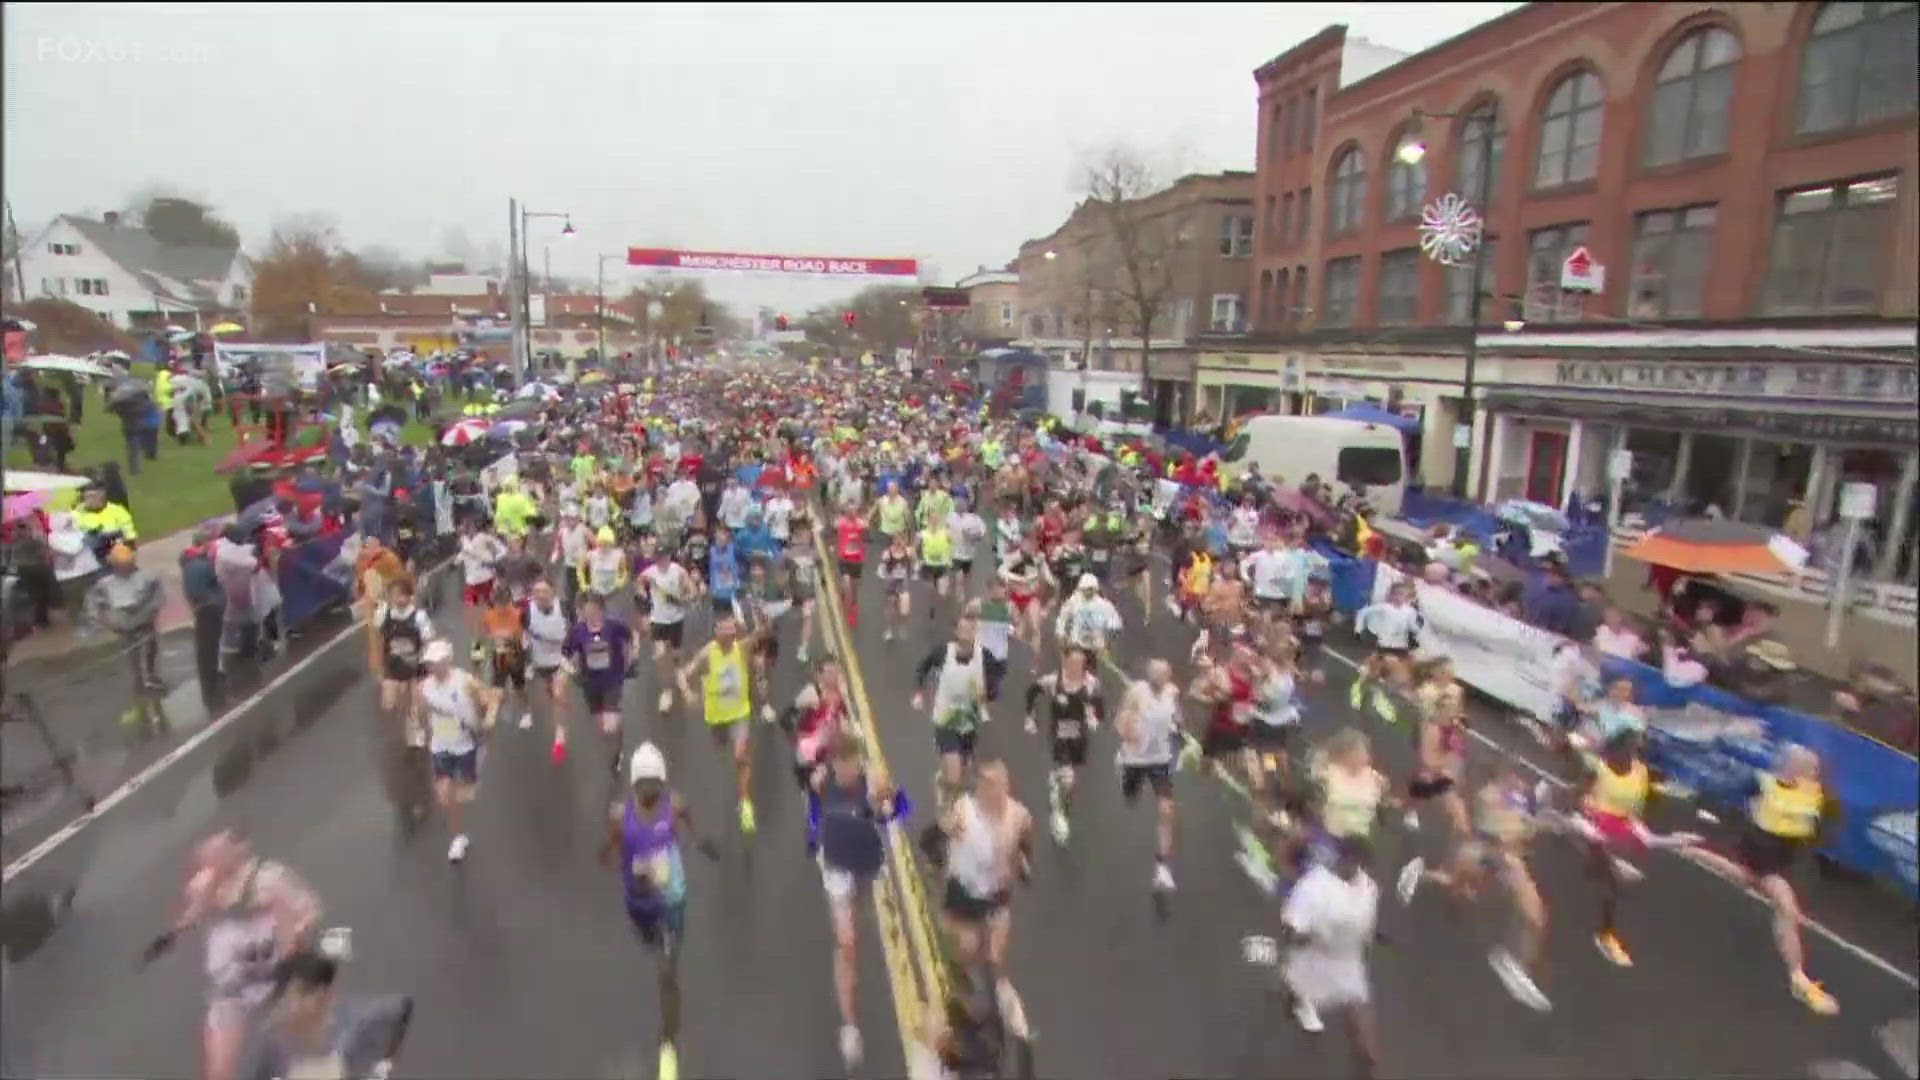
[1396,857,1425,905]
[1152,862,1176,892]
[550,736,567,765]
[1049,810,1070,846]
[657,689,673,715]
[1792,972,1839,1016]
[1292,997,1324,1033]
[739,799,757,835]
[1489,947,1552,1012]
[658,1041,679,1080]
[839,1024,863,1070]
[448,834,470,863]
[797,643,810,664]
[1593,931,1633,968]
[518,712,533,730]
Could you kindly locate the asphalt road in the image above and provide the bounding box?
[4,547,1916,1080]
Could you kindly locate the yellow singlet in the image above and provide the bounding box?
[703,640,750,726]
[1584,756,1649,819]
[1751,774,1822,839]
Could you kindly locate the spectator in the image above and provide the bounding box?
[98,461,132,514]
[214,523,265,663]
[1732,640,1796,707]
[71,482,138,562]
[7,509,58,631]
[83,543,165,690]
[1524,562,1581,637]
[46,512,102,586]
[180,522,226,704]
[1652,625,1708,689]
[1831,663,1917,754]
[1591,606,1647,661]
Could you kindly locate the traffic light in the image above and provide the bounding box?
[842,311,856,328]
[776,314,789,331]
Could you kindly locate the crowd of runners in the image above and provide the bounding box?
[152,358,1848,1080]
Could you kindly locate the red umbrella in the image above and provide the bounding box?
[441,418,490,447]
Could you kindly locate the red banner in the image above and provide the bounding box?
[627,248,918,277]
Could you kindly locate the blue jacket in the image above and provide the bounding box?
[708,541,742,600]
[734,522,776,563]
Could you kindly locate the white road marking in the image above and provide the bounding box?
[3,562,453,886]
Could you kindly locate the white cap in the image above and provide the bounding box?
[1077,573,1099,592]
[629,742,668,784]
[421,639,453,665]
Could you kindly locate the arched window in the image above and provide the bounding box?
[1646,28,1741,165]
[1292,267,1309,325]
[1382,128,1426,222]
[1796,1,1918,134]
[1327,147,1366,235]
[1455,102,1506,206]
[1534,70,1605,187]
[1274,269,1290,325]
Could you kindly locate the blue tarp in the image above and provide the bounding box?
[277,531,353,631]
[1324,402,1422,435]
[1606,658,1918,899]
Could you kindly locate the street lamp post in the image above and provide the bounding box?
[595,252,626,371]
[514,206,574,375]
[1403,106,1495,500]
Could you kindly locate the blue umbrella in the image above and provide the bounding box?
[488,419,529,440]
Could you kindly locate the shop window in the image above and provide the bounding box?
[1444,237,1497,324]
[1225,385,1279,418]
[1376,249,1421,325]
[1684,433,1742,516]
[1629,205,1716,318]
[1796,1,1918,136]
[1454,103,1505,207]
[1622,429,1684,513]
[1320,256,1361,327]
[1327,148,1366,236]
[1534,70,1605,188]
[1762,175,1896,314]
[1524,222,1591,323]
[1382,129,1426,222]
[1645,28,1741,166]
[1736,440,1816,527]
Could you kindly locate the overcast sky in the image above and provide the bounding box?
[5,1,1517,314]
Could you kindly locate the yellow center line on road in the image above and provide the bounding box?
[807,504,952,1045]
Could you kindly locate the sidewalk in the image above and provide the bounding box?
[4,524,208,677]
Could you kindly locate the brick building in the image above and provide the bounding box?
[953,266,1020,350]
[1209,1,1916,577]
[1013,170,1255,424]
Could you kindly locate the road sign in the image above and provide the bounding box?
[1560,246,1604,292]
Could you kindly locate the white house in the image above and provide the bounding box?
[14,212,251,330]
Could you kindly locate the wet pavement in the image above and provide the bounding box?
[3,544,1916,1079]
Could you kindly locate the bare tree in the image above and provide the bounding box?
[1079,144,1192,403]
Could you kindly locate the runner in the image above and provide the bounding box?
[784,656,852,788]
[1115,658,1182,893]
[560,594,635,778]
[521,578,572,761]
[1023,646,1104,846]
[918,513,956,625]
[578,526,629,612]
[675,611,758,834]
[781,526,823,664]
[912,616,989,815]
[833,501,868,629]
[998,536,1047,665]
[1053,573,1122,670]
[1272,835,1382,1077]
[478,581,531,734]
[936,759,1037,1052]
[640,545,698,715]
[948,495,988,593]
[808,733,911,1070]
[414,639,500,862]
[742,556,791,722]
[601,742,720,1080]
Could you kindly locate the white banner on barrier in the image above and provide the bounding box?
[1372,563,1570,720]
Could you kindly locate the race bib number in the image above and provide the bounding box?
[389,638,416,659]
[715,664,743,702]
[1056,719,1083,739]
[1302,620,1325,637]
[585,642,612,670]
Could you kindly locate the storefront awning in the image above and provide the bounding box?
[1483,392,1918,445]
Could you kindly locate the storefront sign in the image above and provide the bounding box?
[1487,392,1919,445]
[1553,359,1917,404]
[1317,356,1407,373]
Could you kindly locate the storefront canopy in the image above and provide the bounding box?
[1324,402,1421,435]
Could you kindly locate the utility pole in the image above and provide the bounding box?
[4,199,25,304]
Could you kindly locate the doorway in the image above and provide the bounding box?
[1525,429,1568,505]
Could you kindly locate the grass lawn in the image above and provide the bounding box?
[6,390,437,541]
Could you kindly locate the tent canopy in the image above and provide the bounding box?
[1324,402,1421,435]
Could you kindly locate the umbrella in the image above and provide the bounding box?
[3,489,52,524]
[488,419,529,440]
[1622,518,1808,575]
[20,354,116,378]
[101,349,131,362]
[209,322,245,335]
[579,371,609,385]
[3,469,89,494]
[441,417,491,446]
[167,328,196,343]
[494,399,544,421]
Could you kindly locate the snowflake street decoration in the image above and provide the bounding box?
[1418,192,1483,267]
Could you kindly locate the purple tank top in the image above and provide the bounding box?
[620,797,684,910]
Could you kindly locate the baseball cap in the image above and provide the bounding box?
[422,640,454,665]
[629,742,668,784]
[1077,573,1098,592]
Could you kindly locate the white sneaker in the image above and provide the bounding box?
[839,1024,863,1070]
[517,712,533,730]
[1152,862,1176,892]
[883,628,893,642]
[1396,857,1425,905]
[1050,810,1070,846]
[448,834,470,862]
[1490,947,1552,1012]
[657,689,673,715]
[1403,809,1420,832]
[797,643,810,664]
[759,703,775,724]
[1292,996,1324,1033]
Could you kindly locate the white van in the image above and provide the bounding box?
[1220,415,1408,516]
